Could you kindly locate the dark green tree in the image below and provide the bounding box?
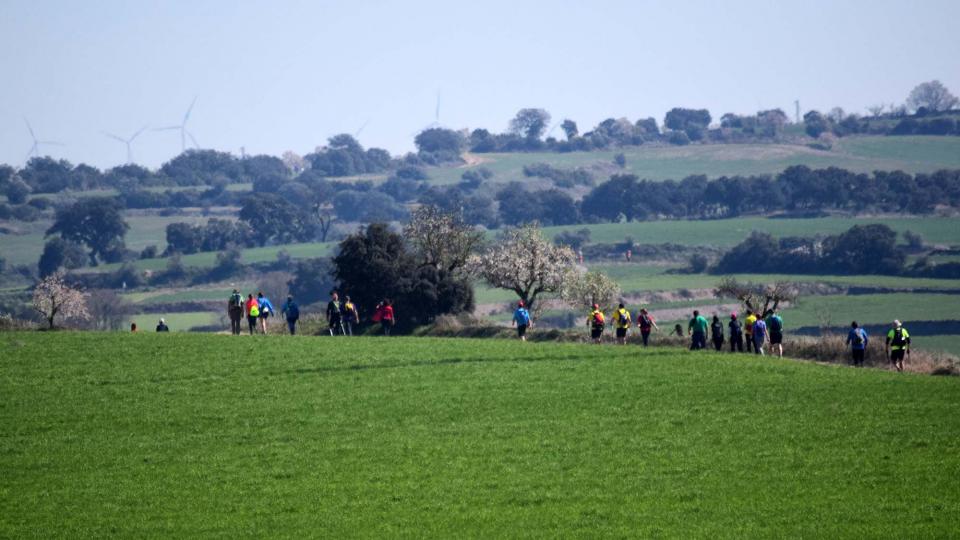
[46,197,129,265]
[239,194,314,245]
[509,108,551,140]
[38,237,88,277]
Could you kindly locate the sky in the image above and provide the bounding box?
[1,0,959,170]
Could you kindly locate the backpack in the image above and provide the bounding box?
[230,293,243,308]
[249,304,260,317]
[639,313,652,331]
[343,302,356,321]
[729,319,742,336]
[769,316,782,333]
[617,309,630,327]
[592,311,604,327]
[712,321,723,335]
[853,328,864,346]
[517,309,530,325]
[892,328,905,346]
[286,302,300,320]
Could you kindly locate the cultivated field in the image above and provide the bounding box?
[2,333,958,537]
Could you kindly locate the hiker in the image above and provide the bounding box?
[612,303,631,345]
[342,295,358,336]
[673,324,684,337]
[587,304,605,344]
[379,299,395,336]
[688,310,708,350]
[245,294,260,335]
[767,309,784,358]
[257,292,275,334]
[156,318,169,332]
[326,291,344,336]
[637,308,658,346]
[728,313,744,353]
[512,301,531,341]
[744,310,757,353]
[846,321,868,367]
[130,322,137,333]
[282,295,300,335]
[228,289,244,335]
[752,316,768,355]
[710,315,724,351]
[885,320,911,372]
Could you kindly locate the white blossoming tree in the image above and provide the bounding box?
[404,206,484,273]
[561,269,621,315]
[32,272,89,329]
[468,223,577,316]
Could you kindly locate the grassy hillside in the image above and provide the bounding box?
[430,136,960,184]
[3,333,959,537]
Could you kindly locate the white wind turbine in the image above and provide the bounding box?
[154,97,199,152]
[23,118,64,162]
[103,126,148,164]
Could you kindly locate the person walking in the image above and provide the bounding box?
[846,321,868,367]
[710,315,724,351]
[228,289,244,335]
[326,291,344,336]
[752,316,768,355]
[587,304,605,344]
[612,303,631,345]
[380,299,395,336]
[728,313,744,353]
[342,296,358,336]
[257,292,275,334]
[885,320,911,372]
[156,318,169,332]
[767,309,784,358]
[245,294,260,335]
[282,295,300,335]
[636,308,658,347]
[744,310,757,353]
[512,301,531,341]
[688,310,708,350]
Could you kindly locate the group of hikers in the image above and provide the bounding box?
[512,301,914,371]
[225,290,396,336]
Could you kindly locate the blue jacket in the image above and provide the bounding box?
[513,308,530,325]
[258,296,275,315]
[846,328,868,350]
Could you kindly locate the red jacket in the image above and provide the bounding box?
[246,298,259,316]
[381,305,394,321]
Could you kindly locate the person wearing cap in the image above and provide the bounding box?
[885,320,911,372]
[156,318,169,332]
[282,295,300,335]
[612,303,631,345]
[512,301,532,341]
[728,313,744,352]
[587,303,605,344]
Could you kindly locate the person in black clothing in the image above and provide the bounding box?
[156,318,169,332]
[326,291,344,336]
[710,315,724,351]
[728,313,744,352]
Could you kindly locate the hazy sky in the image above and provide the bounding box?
[2,0,959,170]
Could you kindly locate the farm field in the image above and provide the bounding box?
[427,136,960,185]
[2,333,958,537]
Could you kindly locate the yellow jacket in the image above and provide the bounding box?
[613,308,631,329]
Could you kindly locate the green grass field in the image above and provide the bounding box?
[2,333,958,536]
[428,136,960,185]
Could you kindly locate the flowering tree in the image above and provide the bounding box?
[404,206,484,273]
[561,269,621,314]
[468,223,576,314]
[32,272,89,329]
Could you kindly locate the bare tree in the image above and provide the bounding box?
[32,272,89,329]
[561,269,621,314]
[906,80,959,112]
[827,107,846,123]
[405,206,484,273]
[315,204,335,242]
[714,277,797,318]
[468,223,576,314]
[85,289,131,331]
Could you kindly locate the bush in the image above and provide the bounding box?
[668,131,691,145]
[688,253,709,273]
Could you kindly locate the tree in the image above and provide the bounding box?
[714,277,796,319]
[561,269,621,314]
[4,177,30,204]
[906,80,958,113]
[757,109,788,136]
[404,206,484,273]
[803,110,830,138]
[664,108,711,140]
[85,289,131,331]
[822,224,905,275]
[509,108,552,140]
[333,223,415,318]
[239,193,313,245]
[468,223,577,313]
[46,197,129,266]
[414,128,463,154]
[32,272,89,329]
[288,258,337,305]
[38,237,87,277]
[560,119,579,140]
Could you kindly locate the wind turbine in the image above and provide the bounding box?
[412,89,443,136]
[23,118,64,162]
[103,126,148,164]
[154,97,199,152]
[354,119,371,138]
